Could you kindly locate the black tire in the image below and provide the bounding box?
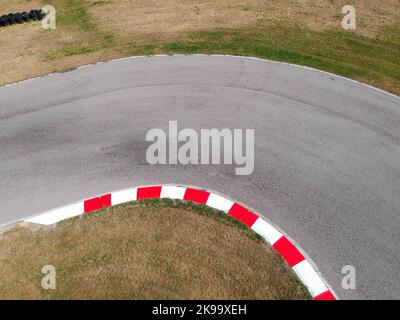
[0,9,45,28]
[7,14,17,25]
[0,17,8,27]
[14,13,24,24]
[37,10,46,21]
[21,12,30,22]
[0,15,10,26]
[29,11,39,21]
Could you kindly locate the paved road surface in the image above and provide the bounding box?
[0,55,399,299]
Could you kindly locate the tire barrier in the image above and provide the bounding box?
[0,9,46,28]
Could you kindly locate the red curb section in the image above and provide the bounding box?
[314,291,336,300]
[84,194,111,213]
[25,185,337,300]
[273,236,306,267]
[137,186,162,200]
[228,203,259,227]
[183,188,210,204]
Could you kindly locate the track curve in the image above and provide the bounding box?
[0,55,399,299]
[23,184,337,300]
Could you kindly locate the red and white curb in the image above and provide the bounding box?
[24,184,337,300]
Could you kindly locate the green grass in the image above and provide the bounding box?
[43,0,93,32]
[120,23,400,92]
[42,0,115,59]
[15,1,400,94]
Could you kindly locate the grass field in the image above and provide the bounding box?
[0,199,310,300]
[0,0,399,94]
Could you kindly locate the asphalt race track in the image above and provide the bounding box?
[0,55,399,299]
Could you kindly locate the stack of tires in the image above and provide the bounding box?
[0,9,46,28]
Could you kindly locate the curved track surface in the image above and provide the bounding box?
[0,55,399,299]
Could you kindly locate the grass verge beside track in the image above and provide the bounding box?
[0,0,399,94]
[0,199,310,300]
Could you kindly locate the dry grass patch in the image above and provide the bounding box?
[89,0,400,39]
[0,0,117,86]
[0,0,399,93]
[0,200,310,300]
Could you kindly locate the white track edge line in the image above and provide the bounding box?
[2,55,398,102]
